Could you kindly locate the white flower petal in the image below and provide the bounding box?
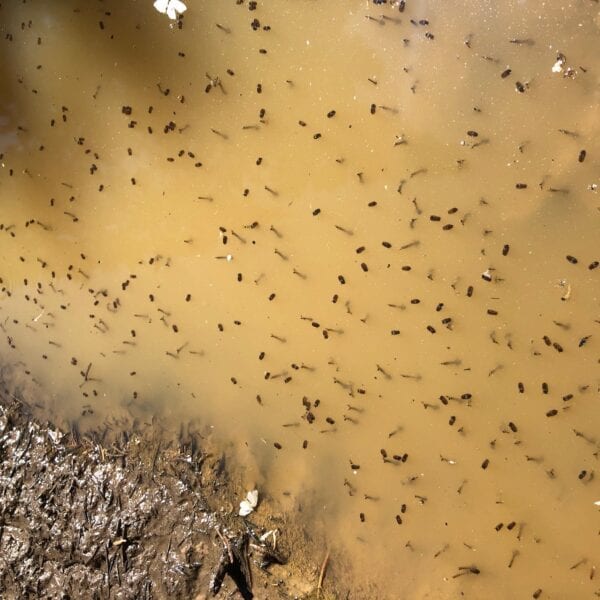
[552,54,566,74]
[157,0,186,19]
[171,0,187,15]
[246,489,259,508]
[153,0,169,14]
[239,500,254,516]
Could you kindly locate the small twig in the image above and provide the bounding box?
[215,527,234,563]
[317,549,330,596]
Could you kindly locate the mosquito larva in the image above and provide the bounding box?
[452,566,480,578]
[569,558,587,571]
[578,335,591,347]
[210,128,228,140]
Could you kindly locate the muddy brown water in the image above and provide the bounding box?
[0,0,599,597]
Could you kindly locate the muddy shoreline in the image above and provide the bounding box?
[0,382,334,600]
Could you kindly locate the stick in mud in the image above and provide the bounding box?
[317,549,330,597]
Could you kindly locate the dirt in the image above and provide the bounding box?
[0,367,333,600]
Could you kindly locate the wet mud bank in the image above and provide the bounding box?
[0,382,332,600]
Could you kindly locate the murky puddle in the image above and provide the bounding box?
[1,0,599,596]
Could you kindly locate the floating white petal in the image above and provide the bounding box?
[153,0,169,13]
[238,489,259,516]
[552,54,566,74]
[239,500,253,516]
[246,489,258,507]
[153,0,187,20]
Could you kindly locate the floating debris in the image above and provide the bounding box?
[153,0,187,20]
[239,489,259,516]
